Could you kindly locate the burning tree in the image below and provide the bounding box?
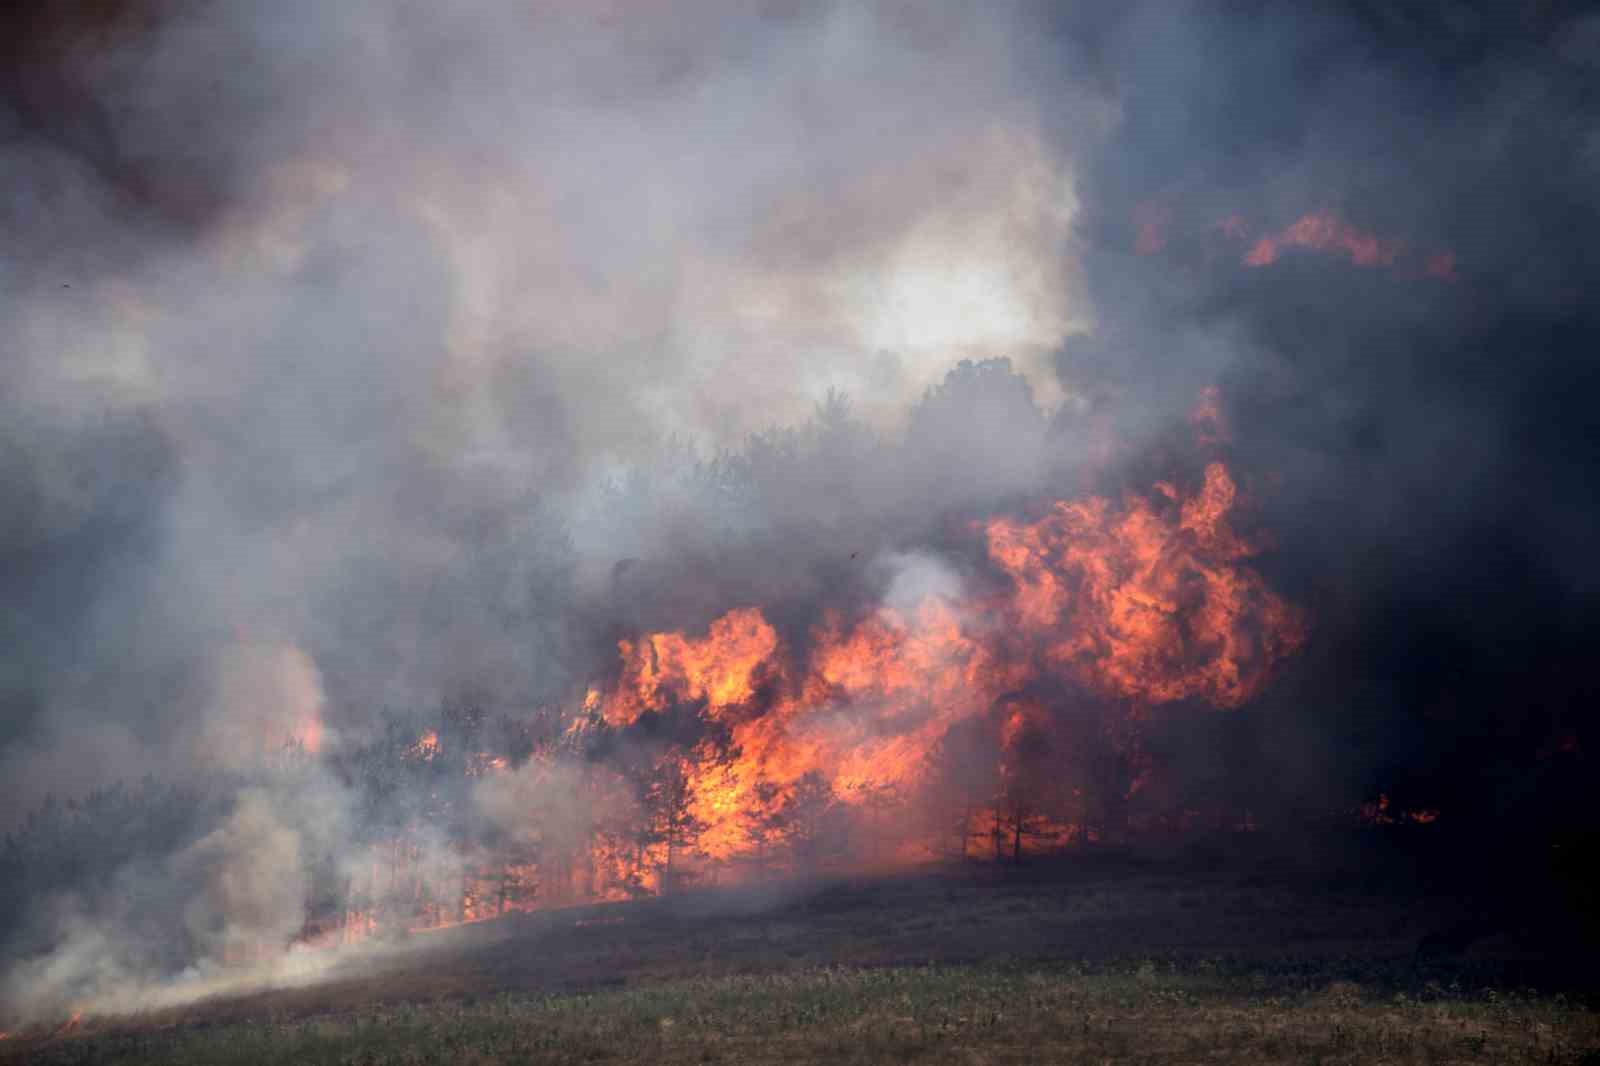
[741,775,787,878]
[991,708,1067,863]
[922,717,1004,861]
[303,401,1303,938]
[638,757,706,894]
[773,771,849,873]
[2,383,1313,971]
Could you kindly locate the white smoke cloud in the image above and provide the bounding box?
[877,551,966,616]
[0,0,1109,810]
[0,768,361,1023]
[194,643,328,768]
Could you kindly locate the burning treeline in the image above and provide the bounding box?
[288,390,1306,946]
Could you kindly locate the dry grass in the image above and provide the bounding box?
[7,964,1596,1065]
[4,858,1596,1063]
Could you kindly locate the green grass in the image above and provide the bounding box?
[9,963,1596,1065]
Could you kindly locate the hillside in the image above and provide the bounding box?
[5,848,1596,1063]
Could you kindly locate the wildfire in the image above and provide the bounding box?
[1131,205,1457,282]
[596,449,1304,865]
[1243,211,1401,269]
[284,391,1310,950]
[410,729,441,760]
[468,753,510,776]
[604,608,781,726]
[986,461,1303,708]
[1358,794,1442,827]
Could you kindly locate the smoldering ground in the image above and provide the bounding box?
[3,0,1599,1028]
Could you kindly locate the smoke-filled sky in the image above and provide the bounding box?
[3,0,1598,827]
[1,0,1100,808]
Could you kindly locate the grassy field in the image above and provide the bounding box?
[4,851,1597,1063]
[11,963,1597,1065]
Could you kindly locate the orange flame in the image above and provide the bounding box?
[410,730,440,760]
[1243,211,1403,269]
[597,450,1304,863]
[1133,205,1454,282]
[986,461,1304,708]
[605,608,780,726]
[297,392,1310,950]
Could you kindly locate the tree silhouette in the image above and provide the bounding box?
[923,718,1002,860]
[742,774,786,878]
[775,771,847,872]
[640,757,705,893]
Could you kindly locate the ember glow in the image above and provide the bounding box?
[1359,794,1442,827]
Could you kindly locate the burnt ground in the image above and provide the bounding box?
[3,829,1597,1063]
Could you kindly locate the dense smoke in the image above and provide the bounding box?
[0,0,1095,799]
[1059,0,1600,828]
[3,0,1597,1026]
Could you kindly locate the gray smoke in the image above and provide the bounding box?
[1,0,1100,810]
[5,0,1597,1027]
[0,1,1104,1022]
